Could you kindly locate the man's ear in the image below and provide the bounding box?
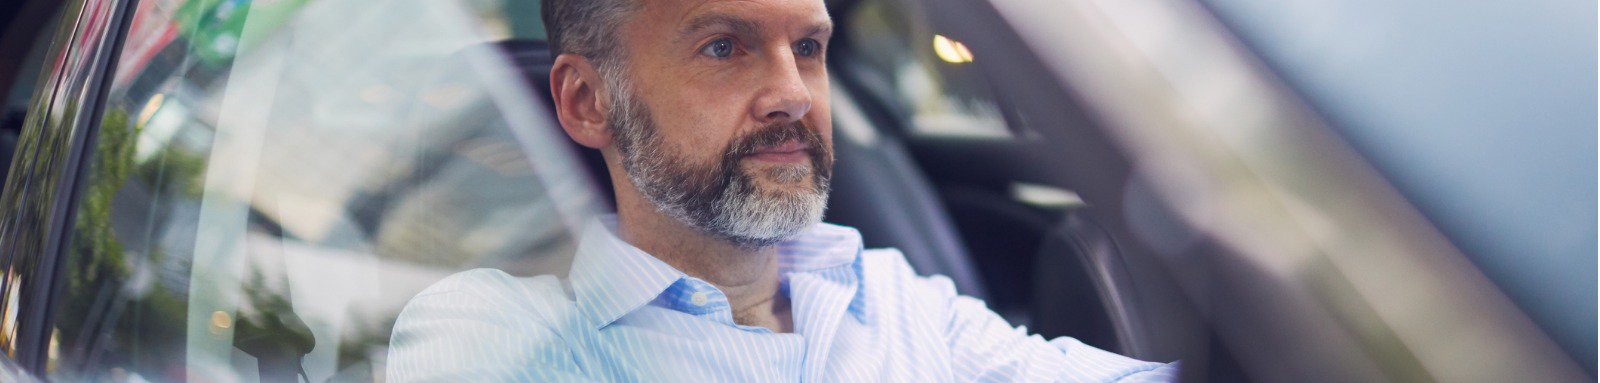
[549,54,612,149]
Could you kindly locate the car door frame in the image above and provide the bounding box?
[0,0,134,375]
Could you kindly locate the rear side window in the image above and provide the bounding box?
[842,0,1015,139]
[47,0,596,381]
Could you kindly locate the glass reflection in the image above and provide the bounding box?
[46,0,596,381]
[0,0,118,368]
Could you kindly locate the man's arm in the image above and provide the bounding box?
[386,269,588,382]
[920,273,1180,382]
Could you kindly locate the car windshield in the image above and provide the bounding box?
[44,0,598,380]
[8,0,1590,381]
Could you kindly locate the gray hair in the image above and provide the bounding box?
[541,0,639,81]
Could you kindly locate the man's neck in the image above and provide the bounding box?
[613,197,794,333]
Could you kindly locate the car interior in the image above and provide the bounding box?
[496,0,1189,363]
[6,0,1596,381]
[0,0,1237,381]
[0,0,61,186]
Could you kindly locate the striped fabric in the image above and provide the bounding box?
[387,216,1179,382]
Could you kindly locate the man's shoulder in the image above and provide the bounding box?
[415,268,569,299]
[858,247,962,299]
[397,268,576,327]
[388,269,586,380]
[858,247,915,276]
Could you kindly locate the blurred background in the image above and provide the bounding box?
[0,0,1592,382]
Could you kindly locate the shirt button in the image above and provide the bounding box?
[690,291,710,306]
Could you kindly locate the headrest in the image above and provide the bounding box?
[491,39,556,106]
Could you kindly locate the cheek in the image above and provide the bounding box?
[810,87,833,143]
[807,77,832,133]
[641,64,767,159]
[811,108,833,142]
[653,98,747,160]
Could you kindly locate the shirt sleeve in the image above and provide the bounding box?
[926,274,1180,382]
[386,269,590,383]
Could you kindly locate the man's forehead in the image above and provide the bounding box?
[644,0,831,35]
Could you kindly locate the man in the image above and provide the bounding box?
[387,0,1179,381]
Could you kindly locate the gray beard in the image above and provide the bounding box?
[606,79,832,248]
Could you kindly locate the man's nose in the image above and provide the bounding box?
[750,50,812,125]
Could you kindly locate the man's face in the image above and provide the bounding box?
[608,0,834,247]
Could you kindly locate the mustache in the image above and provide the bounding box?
[727,121,825,157]
[708,119,834,197]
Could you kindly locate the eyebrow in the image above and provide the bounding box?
[677,12,835,43]
[679,13,762,43]
[804,22,834,40]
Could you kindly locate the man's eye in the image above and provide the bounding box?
[796,39,821,57]
[701,38,735,58]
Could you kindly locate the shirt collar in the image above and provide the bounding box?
[567,215,871,330]
[774,222,873,324]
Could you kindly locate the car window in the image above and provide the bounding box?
[842,0,1017,139]
[1,8,64,186]
[45,0,597,381]
[1200,0,1596,364]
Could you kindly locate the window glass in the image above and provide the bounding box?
[0,2,64,197]
[3,6,64,124]
[843,0,1014,139]
[47,0,596,381]
[476,0,546,41]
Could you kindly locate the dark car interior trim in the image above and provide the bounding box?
[10,0,135,374]
[0,0,65,99]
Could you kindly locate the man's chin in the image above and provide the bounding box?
[711,213,823,249]
[706,182,828,247]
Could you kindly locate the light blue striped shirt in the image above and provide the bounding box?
[387,217,1179,382]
